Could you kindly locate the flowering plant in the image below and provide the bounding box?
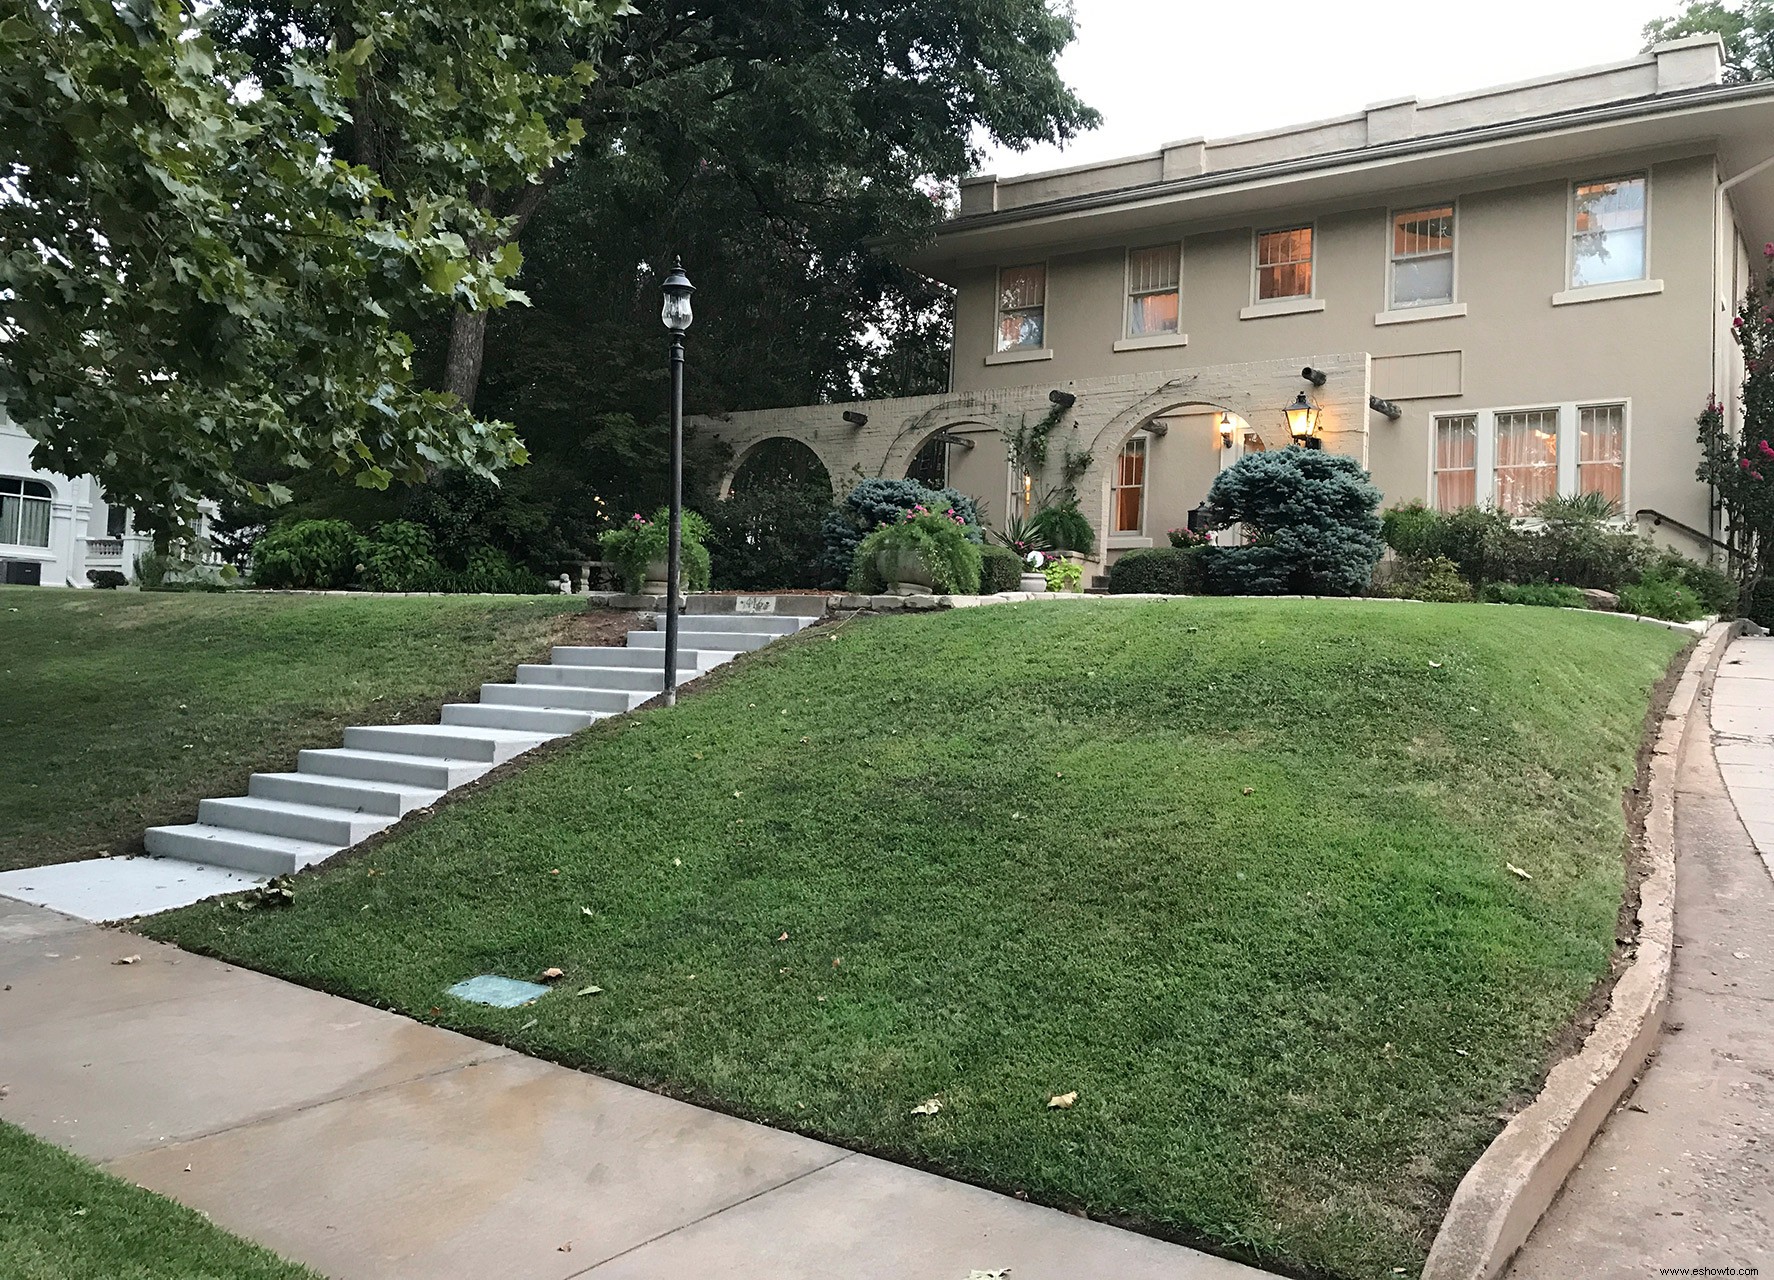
[849,509,983,594]
[1697,239,1774,614]
[1167,527,1212,549]
[598,506,712,593]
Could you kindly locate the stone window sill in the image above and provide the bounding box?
[1551,279,1664,307]
[1107,535,1153,550]
[985,347,1054,366]
[1113,333,1189,353]
[1374,302,1468,326]
[1240,298,1326,321]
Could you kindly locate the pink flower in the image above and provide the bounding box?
[1760,439,1774,459]
[1765,242,1774,259]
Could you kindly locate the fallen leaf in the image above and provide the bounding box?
[519,1018,538,1030]
[1507,863,1533,880]
[832,957,841,968]
[1242,787,1255,797]
[183,1164,192,1173]
[969,1271,1011,1280]
[558,1242,572,1253]
[581,907,594,917]
[910,1097,943,1116]
[575,986,603,998]
[1454,1048,1470,1057]
[540,967,565,981]
[113,955,141,966]
[1048,1091,1078,1109]
[1429,661,1444,669]
[672,857,682,867]
[777,932,790,942]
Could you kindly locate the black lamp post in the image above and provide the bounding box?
[660,260,695,706]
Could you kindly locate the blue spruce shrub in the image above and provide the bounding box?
[1202,450,1384,596]
[820,478,983,586]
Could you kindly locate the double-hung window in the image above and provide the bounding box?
[1256,227,1314,300]
[1571,176,1648,287]
[1493,409,1561,515]
[1390,205,1455,308]
[996,264,1047,352]
[1112,436,1148,535]
[0,478,52,548]
[1432,416,1478,511]
[1126,246,1181,337]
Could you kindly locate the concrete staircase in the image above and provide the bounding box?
[142,609,818,878]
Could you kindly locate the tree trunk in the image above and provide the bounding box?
[443,308,489,411]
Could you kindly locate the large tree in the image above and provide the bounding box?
[0,0,627,536]
[1644,0,1774,82]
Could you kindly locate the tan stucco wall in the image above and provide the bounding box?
[950,152,1722,547]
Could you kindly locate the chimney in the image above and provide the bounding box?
[1653,33,1726,93]
[1161,138,1207,182]
[957,175,999,216]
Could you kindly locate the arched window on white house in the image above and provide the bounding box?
[0,478,52,548]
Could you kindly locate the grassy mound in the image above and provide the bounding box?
[0,588,588,870]
[143,600,1684,1278]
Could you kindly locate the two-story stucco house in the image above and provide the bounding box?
[696,36,1774,575]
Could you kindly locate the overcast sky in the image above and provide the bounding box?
[982,0,1684,177]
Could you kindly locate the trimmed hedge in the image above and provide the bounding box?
[979,545,1024,594]
[1106,546,1207,595]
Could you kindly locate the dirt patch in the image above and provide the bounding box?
[550,608,636,649]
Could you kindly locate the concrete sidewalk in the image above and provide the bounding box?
[1507,635,1774,1278]
[0,898,1259,1280]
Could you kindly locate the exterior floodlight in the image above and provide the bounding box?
[660,261,695,334]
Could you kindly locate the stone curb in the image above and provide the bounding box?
[1421,618,1748,1280]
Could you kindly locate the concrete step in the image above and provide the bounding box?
[143,823,342,877]
[342,724,554,764]
[249,772,443,817]
[480,683,648,714]
[199,796,398,846]
[297,748,492,790]
[628,629,776,653]
[551,646,732,670]
[666,614,812,636]
[517,662,665,692]
[441,702,600,735]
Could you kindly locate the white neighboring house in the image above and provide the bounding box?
[1,411,167,587]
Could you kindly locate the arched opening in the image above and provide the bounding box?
[726,437,833,499]
[1092,403,1257,562]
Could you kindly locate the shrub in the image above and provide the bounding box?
[707,482,830,590]
[251,519,359,590]
[1749,576,1774,629]
[1646,548,1738,616]
[599,508,713,594]
[437,546,551,595]
[822,479,983,586]
[87,569,127,590]
[1030,501,1094,556]
[1486,582,1588,609]
[1202,450,1384,596]
[1042,556,1084,592]
[979,545,1025,594]
[1106,546,1207,595]
[1376,555,1473,603]
[354,521,442,593]
[849,509,982,595]
[1619,573,1706,622]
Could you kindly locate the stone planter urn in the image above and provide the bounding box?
[877,546,937,596]
[1019,572,1049,593]
[640,556,672,596]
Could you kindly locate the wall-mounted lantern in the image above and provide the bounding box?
[1284,392,1322,449]
[1215,411,1235,449]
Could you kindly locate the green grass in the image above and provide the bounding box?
[143,600,1684,1279]
[0,1121,318,1280]
[0,587,589,871]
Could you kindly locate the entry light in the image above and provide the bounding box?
[660,261,695,334]
[1216,412,1235,449]
[1284,393,1322,448]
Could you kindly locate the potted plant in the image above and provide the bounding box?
[599,508,713,594]
[850,506,983,595]
[1030,499,1095,559]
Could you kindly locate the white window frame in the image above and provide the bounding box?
[1243,223,1326,319]
[1430,414,1479,512]
[1420,400,1632,517]
[1110,433,1150,537]
[1383,202,1464,320]
[1555,173,1663,305]
[0,476,53,549]
[990,261,1051,362]
[1116,244,1187,351]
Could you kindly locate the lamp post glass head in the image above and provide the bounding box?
[661,261,695,333]
[1285,392,1320,443]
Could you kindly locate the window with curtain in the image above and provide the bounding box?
[1391,205,1455,308]
[996,264,1047,352]
[0,477,52,548]
[1578,404,1625,505]
[1256,227,1313,300]
[1112,436,1147,535]
[1494,409,1560,515]
[1433,416,1478,511]
[1572,176,1647,287]
[1126,245,1181,337]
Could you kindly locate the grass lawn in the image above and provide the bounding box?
[0,1121,318,1280]
[144,600,1684,1279]
[0,587,591,872]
